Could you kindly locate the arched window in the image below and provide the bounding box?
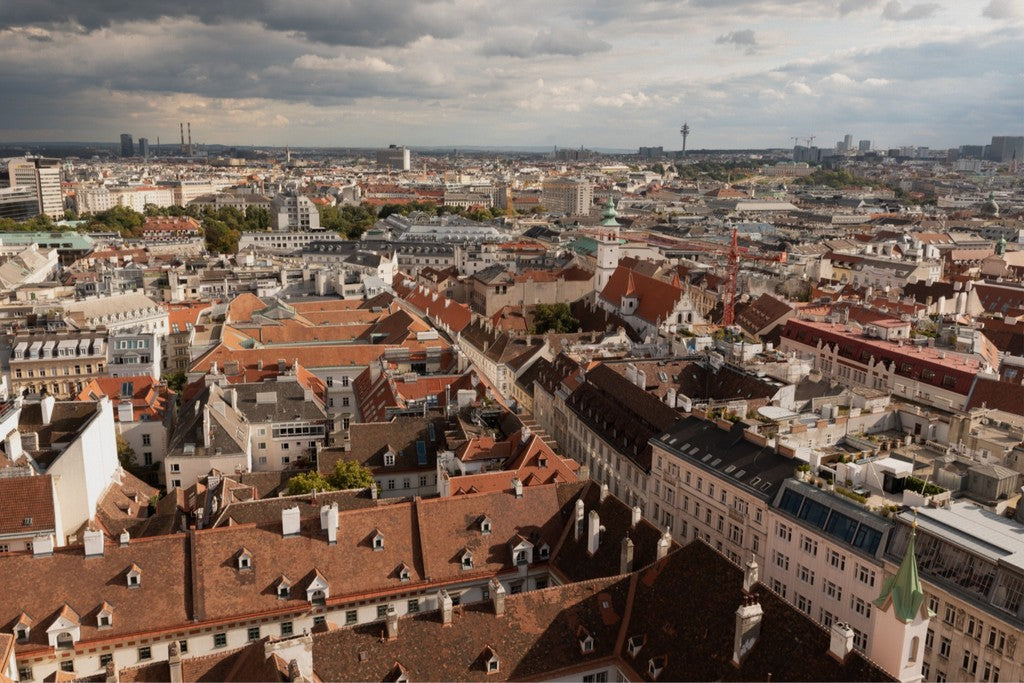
[909,636,919,663]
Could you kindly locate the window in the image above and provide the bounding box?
[824,580,842,601]
[143,452,152,465]
[966,616,983,640]
[729,524,743,545]
[798,565,815,586]
[388,479,395,490]
[853,629,868,651]
[377,605,389,619]
[796,593,812,615]
[856,564,875,587]
[248,627,260,641]
[170,463,180,473]
[944,604,956,625]
[801,536,818,556]
[939,637,951,659]
[100,654,113,667]
[987,628,1006,653]
[852,596,872,618]
[820,609,834,628]
[777,522,792,542]
[928,595,939,615]
[408,599,419,613]
[60,662,74,673]
[982,661,999,683]
[142,434,151,446]
[213,633,227,648]
[926,628,934,651]
[281,622,293,637]
[773,551,790,571]
[138,646,151,661]
[179,640,188,653]
[962,651,978,676]
[346,610,357,624]
[342,397,350,407]
[313,616,326,627]
[827,549,846,570]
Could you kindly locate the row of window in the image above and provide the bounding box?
[15,364,102,378]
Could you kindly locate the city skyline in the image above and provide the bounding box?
[0,0,1021,149]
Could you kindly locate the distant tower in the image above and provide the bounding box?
[869,516,931,683]
[679,122,690,156]
[180,123,185,154]
[285,146,291,165]
[595,196,621,294]
[138,137,150,159]
[187,122,192,157]
[120,133,133,158]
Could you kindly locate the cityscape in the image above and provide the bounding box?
[1,2,1023,683]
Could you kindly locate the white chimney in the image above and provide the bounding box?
[620,537,634,574]
[631,506,642,529]
[511,477,523,498]
[84,528,105,557]
[731,595,764,666]
[117,400,134,423]
[40,394,56,426]
[656,529,671,561]
[665,387,677,407]
[574,499,585,541]
[326,503,338,545]
[282,505,301,537]
[625,364,638,385]
[227,388,238,410]
[119,529,130,547]
[168,641,183,683]
[635,369,647,389]
[829,621,855,662]
[599,483,609,502]
[743,557,759,593]
[385,605,398,641]
[490,578,506,616]
[587,510,601,556]
[4,431,23,461]
[439,589,453,625]
[33,533,54,557]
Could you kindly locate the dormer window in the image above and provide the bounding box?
[307,571,330,606]
[483,646,499,674]
[648,655,667,680]
[277,576,292,599]
[578,627,594,654]
[480,516,492,535]
[627,634,646,658]
[538,544,550,560]
[97,603,113,629]
[15,626,28,641]
[126,564,142,588]
[461,550,473,570]
[372,530,385,551]
[237,549,253,571]
[398,563,411,582]
[384,450,396,467]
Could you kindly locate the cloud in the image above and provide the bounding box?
[482,28,611,58]
[982,0,1021,19]
[881,1,940,21]
[715,29,759,54]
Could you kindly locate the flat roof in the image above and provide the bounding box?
[903,502,1024,571]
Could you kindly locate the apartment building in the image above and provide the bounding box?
[107,331,161,380]
[78,376,174,472]
[64,293,169,337]
[7,330,108,397]
[6,157,62,219]
[270,192,321,231]
[541,177,594,216]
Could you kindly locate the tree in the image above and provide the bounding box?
[328,460,376,490]
[161,371,186,393]
[651,163,665,176]
[531,303,579,334]
[286,471,334,495]
[116,434,137,470]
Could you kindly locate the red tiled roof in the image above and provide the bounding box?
[599,264,685,326]
[0,475,55,536]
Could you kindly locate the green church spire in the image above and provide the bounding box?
[600,195,619,227]
[874,517,927,622]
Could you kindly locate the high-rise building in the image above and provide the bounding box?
[376,145,411,171]
[0,186,41,221]
[843,134,853,151]
[120,133,134,157]
[988,136,1024,162]
[858,140,871,152]
[541,177,594,216]
[6,157,62,219]
[138,137,150,159]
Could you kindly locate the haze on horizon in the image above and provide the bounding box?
[0,0,1020,151]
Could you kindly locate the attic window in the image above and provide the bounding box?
[648,655,667,680]
[538,544,550,560]
[15,627,28,642]
[237,550,253,571]
[461,550,473,570]
[22,517,32,526]
[578,629,594,654]
[278,583,291,599]
[627,634,645,658]
[98,614,111,628]
[384,451,396,467]
[480,516,492,534]
[126,565,141,587]
[373,532,385,551]
[399,565,411,582]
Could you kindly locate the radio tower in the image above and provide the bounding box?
[679,122,690,156]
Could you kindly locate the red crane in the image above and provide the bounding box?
[723,227,740,327]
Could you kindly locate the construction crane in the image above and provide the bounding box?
[806,135,816,148]
[790,136,801,147]
[723,227,740,327]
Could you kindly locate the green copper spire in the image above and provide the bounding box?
[600,196,619,227]
[996,234,1007,256]
[874,519,926,622]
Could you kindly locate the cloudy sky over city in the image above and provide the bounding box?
[0,0,1020,149]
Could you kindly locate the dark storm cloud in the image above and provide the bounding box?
[481,28,611,58]
[0,0,464,47]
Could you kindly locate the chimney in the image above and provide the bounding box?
[40,394,56,425]
[635,369,647,389]
[287,660,304,683]
[105,660,120,683]
[438,589,453,625]
[511,477,523,498]
[742,557,759,594]
[32,534,54,557]
[257,359,264,371]
[574,499,585,541]
[631,506,642,529]
[828,621,855,663]
[599,483,609,502]
[325,503,339,544]
[385,605,398,641]
[168,640,183,683]
[665,387,677,407]
[490,578,506,616]
[620,537,634,574]
[227,388,238,411]
[117,400,134,423]
[84,528,104,557]
[731,594,764,666]
[587,510,601,556]
[119,530,130,547]
[282,506,300,537]
[656,529,671,561]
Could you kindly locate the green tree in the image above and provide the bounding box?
[531,303,579,334]
[203,218,240,253]
[161,371,186,393]
[651,163,665,176]
[286,471,334,495]
[328,460,376,490]
[116,434,137,470]
[86,205,145,236]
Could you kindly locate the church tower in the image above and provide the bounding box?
[869,517,932,683]
[595,196,620,294]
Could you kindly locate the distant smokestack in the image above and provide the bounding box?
[187,122,192,155]
[180,122,185,150]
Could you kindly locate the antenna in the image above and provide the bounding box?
[679,122,690,156]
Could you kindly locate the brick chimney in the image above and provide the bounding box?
[731,594,763,666]
[490,578,506,616]
[620,537,634,574]
[586,510,602,556]
[828,621,855,663]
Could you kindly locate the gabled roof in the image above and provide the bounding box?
[599,264,686,326]
[0,475,55,536]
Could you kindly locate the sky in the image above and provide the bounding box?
[0,0,1021,150]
